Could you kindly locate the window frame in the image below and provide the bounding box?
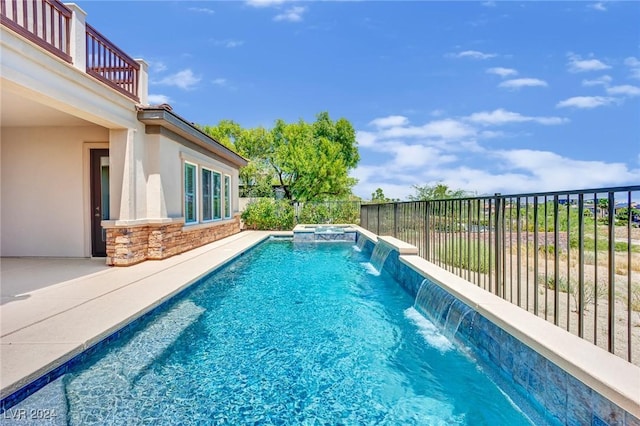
[201,168,213,222]
[213,171,222,220]
[224,174,232,219]
[184,162,198,225]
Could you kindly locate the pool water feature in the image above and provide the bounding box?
[414,279,476,341]
[353,234,367,252]
[370,241,393,272]
[4,241,549,425]
[293,224,356,242]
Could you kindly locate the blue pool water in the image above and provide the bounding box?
[7,241,546,425]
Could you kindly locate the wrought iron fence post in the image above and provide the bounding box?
[394,202,399,238]
[553,195,560,326]
[607,191,615,354]
[425,201,430,260]
[494,193,502,297]
[578,194,584,338]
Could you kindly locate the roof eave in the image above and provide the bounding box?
[137,107,248,168]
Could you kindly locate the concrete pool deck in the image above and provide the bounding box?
[0,231,284,399]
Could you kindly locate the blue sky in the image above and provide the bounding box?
[81,1,639,200]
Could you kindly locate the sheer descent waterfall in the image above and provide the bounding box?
[414,279,476,340]
[370,242,392,273]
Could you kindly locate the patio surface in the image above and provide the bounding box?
[0,231,281,399]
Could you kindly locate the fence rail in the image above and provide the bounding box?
[360,186,640,365]
[86,24,140,101]
[0,0,72,62]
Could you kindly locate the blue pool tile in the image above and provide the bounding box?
[625,412,640,426]
[544,361,568,424]
[567,375,593,426]
[512,343,532,389]
[592,415,610,426]
[592,393,625,426]
[499,346,515,379]
[528,367,547,411]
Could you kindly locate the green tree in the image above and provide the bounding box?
[201,112,359,202]
[200,121,274,197]
[268,112,358,202]
[615,207,640,224]
[408,182,469,201]
[371,188,392,203]
[199,120,242,151]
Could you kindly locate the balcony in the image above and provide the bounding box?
[1,0,140,101]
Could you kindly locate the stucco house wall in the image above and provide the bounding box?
[0,126,109,257]
[157,134,240,219]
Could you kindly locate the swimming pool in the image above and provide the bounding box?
[3,239,551,424]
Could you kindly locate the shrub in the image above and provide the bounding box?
[538,244,555,255]
[298,203,331,224]
[537,274,569,292]
[298,202,360,224]
[569,276,608,312]
[241,198,294,230]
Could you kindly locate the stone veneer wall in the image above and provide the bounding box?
[105,215,241,266]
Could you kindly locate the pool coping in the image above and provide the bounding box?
[0,230,289,400]
[364,231,640,419]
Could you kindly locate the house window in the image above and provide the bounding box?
[184,162,197,224]
[224,175,231,219]
[202,168,213,221]
[213,171,222,220]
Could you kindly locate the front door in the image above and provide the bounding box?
[90,149,109,257]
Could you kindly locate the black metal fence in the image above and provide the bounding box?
[360,186,640,365]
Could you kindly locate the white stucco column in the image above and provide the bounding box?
[136,59,149,105]
[145,134,168,219]
[109,128,136,222]
[65,3,87,72]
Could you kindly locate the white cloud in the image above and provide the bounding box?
[567,53,611,73]
[392,145,454,168]
[212,78,228,87]
[606,85,640,97]
[148,61,167,73]
[588,2,606,11]
[155,69,201,90]
[369,115,409,129]
[486,67,518,78]
[582,75,612,87]
[212,39,244,48]
[482,1,496,7]
[624,57,640,80]
[496,150,639,190]
[356,131,377,148]
[353,148,640,200]
[379,119,476,141]
[498,78,548,90]
[148,94,172,105]
[449,50,497,60]
[188,7,214,15]
[466,109,567,126]
[556,96,615,109]
[274,6,306,22]
[352,111,639,200]
[246,0,289,7]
